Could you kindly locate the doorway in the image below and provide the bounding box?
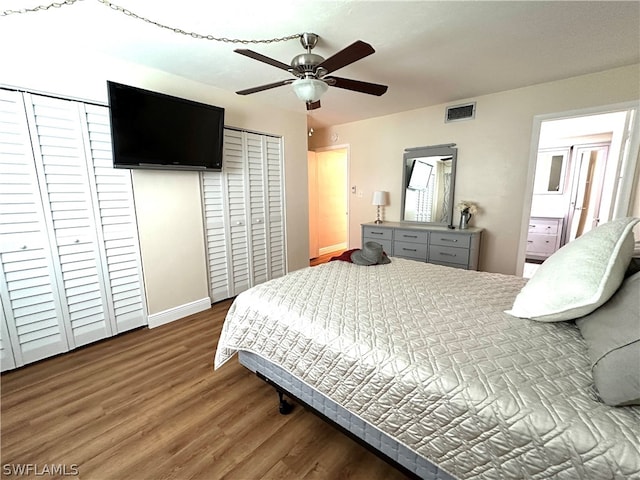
[519,102,640,277]
[308,146,349,260]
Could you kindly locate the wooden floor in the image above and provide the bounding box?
[309,250,346,267]
[1,299,409,480]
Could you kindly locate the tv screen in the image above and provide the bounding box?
[107,81,225,171]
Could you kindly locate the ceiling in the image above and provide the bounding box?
[2,1,639,128]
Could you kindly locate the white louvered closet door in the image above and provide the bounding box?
[202,170,229,302]
[221,130,250,297]
[0,89,147,371]
[264,135,286,280]
[80,104,147,334]
[0,90,70,366]
[24,93,113,348]
[202,129,285,303]
[245,132,268,286]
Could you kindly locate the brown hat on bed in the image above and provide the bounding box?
[351,241,391,266]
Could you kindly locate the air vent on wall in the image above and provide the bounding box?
[445,102,476,123]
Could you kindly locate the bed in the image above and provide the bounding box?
[214,217,640,479]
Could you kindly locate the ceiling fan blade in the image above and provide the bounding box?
[317,40,375,74]
[306,101,321,111]
[234,49,291,71]
[236,79,293,95]
[325,76,388,96]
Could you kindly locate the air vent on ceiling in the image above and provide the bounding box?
[445,102,476,123]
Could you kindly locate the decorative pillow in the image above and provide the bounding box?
[575,271,640,406]
[506,217,639,322]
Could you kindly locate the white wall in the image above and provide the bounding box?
[1,51,310,316]
[309,65,640,274]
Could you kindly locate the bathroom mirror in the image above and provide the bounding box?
[401,143,457,226]
[534,148,569,194]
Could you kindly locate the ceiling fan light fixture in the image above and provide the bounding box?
[292,78,328,103]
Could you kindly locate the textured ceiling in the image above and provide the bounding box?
[1,0,639,127]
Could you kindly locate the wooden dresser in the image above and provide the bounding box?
[361,222,482,270]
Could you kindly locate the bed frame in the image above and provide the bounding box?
[238,351,456,480]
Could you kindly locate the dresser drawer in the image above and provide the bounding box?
[430,232,471,249]
[428,245,469,266]
[366,238,393,255]
[393,241,428,261]
[395,229,428,244]
[362,226,393,241]
[527,233,557,254]
[528,218,560,235]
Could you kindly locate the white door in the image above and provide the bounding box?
[263,135,286,279]
[202,170,229,302]
[24,93,113,348]
[0,89,147,370]
[0,89,70,366]
[202,129,285,302]
[566,144,609,242]
[245,132,268,286]
[222,130,250,297]
[80,103,147,333]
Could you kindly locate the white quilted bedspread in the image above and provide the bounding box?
[214,258,640,479]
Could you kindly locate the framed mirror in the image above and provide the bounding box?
[534,148,569,194]
[401,143,457,226]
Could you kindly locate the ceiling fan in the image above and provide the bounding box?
[234,33,388,110]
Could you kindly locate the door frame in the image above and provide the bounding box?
[308,144,350,258]
[516,100,640,276]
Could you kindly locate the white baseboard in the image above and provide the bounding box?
[319,242,347,256]
[147,297,211,329]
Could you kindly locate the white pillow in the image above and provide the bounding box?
[506,217,639,322]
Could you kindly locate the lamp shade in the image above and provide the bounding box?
[292,78,329,103]
[372,191,388,206]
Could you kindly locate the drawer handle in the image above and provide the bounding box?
[402,248,417,252]
[402,235,418,239]
[370,232,383,235]
[440,252,456,257]
[440,238,457,243]
[530,225,536,228]
[527,240,533,243]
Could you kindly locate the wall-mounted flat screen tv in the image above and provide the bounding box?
[107,81,225,171]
